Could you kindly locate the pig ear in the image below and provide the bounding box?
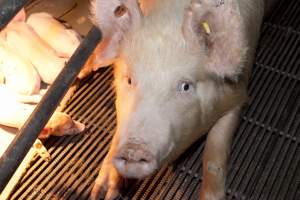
[89,0,142,65]
[11,8,26,22]
[139,0,157,16]
[182,0,248,80]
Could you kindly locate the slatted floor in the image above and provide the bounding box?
[8,0,300,199]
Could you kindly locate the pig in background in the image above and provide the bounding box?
[0,9,86,152]
[86,0,278,199]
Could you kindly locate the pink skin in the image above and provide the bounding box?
[79,0,142,79]
[39,112,85,139]
[0,9,85,138]
[11,8,26,22]
[89,0,273,200]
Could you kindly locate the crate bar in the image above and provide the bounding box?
[0,0,29,29]
[0,26,102,192]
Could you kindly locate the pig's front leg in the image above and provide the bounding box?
[91,136,124,200]
[200,106,241,200]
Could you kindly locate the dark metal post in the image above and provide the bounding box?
[0,26,102,192]
[0,0,30,29]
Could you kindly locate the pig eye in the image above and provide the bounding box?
[114,4,127,17]
[178,81,192,92]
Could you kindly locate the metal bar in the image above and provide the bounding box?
[0,0,29,29]
[0,26,102,192]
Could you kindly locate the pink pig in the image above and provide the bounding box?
[88,0,278,199]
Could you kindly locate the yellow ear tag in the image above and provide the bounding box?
[202,22,211,35]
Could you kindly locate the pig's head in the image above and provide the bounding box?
[93,0,249,179]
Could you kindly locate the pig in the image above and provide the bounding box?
[0,37,41,96]
[26,12,82,58]
[0,10,41,96]
[2,20,67,84]
[0,83,42,104]
[89,0,277,199]
[0,84,85,138]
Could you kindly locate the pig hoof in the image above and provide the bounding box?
[91,160,123,200]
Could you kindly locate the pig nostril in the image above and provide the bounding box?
[139,158,148,163]
[114,5,127,17]
[119,156,128,162]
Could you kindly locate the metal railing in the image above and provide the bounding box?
[0,0,102,192]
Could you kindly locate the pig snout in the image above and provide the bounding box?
[113,142,157,179]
